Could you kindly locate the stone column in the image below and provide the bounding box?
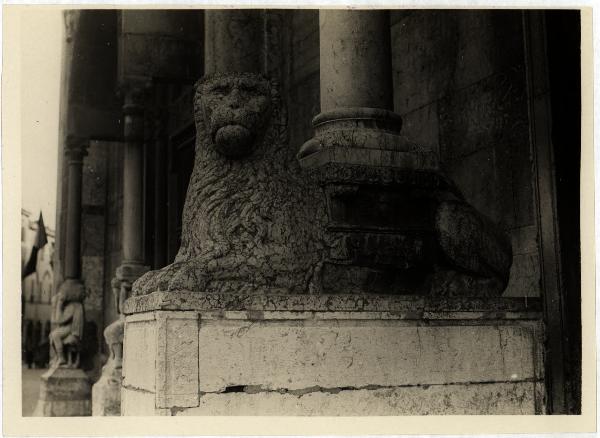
[92,84,149,416]
[204,10,264,74]
[319,10,393,112]
[63,136,88,282]
[298,10,422,167]
[34,136,91,417]
[298,10,512,297]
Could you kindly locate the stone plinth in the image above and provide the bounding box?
[121,292,544,416]
[33,367,91,416]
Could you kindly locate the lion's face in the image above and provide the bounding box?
[198,73,272,159]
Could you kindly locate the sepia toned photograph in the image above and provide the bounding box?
[8,4,592,429]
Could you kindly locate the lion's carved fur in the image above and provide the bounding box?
[132,74,334,296]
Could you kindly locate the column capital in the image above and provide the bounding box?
[119,76,152,115]
[113,262,149,315]
[64,135,89,164]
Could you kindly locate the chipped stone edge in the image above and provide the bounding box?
[155,311,200,410]
[124,291,542,320]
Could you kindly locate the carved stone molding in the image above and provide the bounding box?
[64,135,89,164]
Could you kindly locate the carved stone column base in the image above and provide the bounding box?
[298,108,438,170]
[33,367,91,416]
[298,108,512,297]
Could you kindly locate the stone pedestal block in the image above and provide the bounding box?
[121,292,545,416]
[33,367,92,416]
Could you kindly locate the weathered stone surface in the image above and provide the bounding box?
[33,367,91,416]
[124,291,541,315]
[177,382,538,415]
[290,12,319,83]
[319,10,393,112]
[119,10,202,82]
[504,253,542,298]
[155,312,199,408]
[82,256,104,313]
[132,72,334,297]
[121,387,157,416]
[91,367,121,416]
[433,200,513,296]
[398,103,440,155]
[391,11,525,113]
[204,10,265,75]
[297,11,512,298]
[121,306,543,416]
[198,322,538,392]
[122,316,156,392]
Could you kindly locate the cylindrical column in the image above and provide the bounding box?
[93,84,150,416]
[122,88,145,264]
[204,10,264,75]
[64,137,87,279]
[319,10,393,112]
[299,10,410,163]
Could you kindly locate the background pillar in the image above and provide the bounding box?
[63,137,87,280]
[92,84,150,416]
[34,136,91,417]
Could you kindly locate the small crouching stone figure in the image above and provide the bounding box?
[101,277,130,373]
[49,285,85,368]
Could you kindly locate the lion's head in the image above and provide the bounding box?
[196,73,272,159]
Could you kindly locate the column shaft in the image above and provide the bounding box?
[319,10,393,111]
[63,139,87,279]
[122,90,145,264]
[204,10,264,74]
[93,85,150,416]
[122,142,144,263]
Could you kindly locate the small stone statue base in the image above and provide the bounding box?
[33,367,91,416]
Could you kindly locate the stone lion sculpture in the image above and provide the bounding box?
[132,73,334,296]
[132,72,511,298]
